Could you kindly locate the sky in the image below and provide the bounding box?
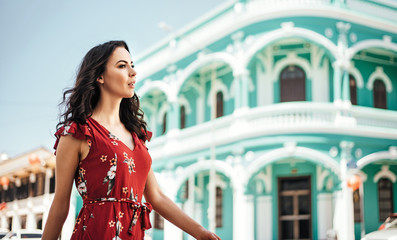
[0,0,227,158]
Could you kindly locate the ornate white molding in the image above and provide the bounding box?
[178,96,192,114]
[255,165,272,194]
[347,39,397,59]
[317,165,330,191]
[177,52,240,94]
[374,165,396,183]
[157,103,169,124]
[272,52,312,82]
[245,146,341,185]
[348,62,364,89]
[357,146,397,169]
[366,66,393,93]
[207,78,230,106]
[170,159,237,198]
[242,26,338,68]
[137,80,177,102]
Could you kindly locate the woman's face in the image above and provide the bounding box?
[98,47,137,99]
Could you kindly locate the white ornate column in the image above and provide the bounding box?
[26,200,36,229]
[0,215,7,229]
[166,101,180,134]
[233,164,254,240]
[317,193,333,239]
[333,22,351,105]
[255,166,273,239]
[256,49,274,106]
[162,171,183,240]
[11,212,20,231]
[333,141,355,240]
[256,195,272,239]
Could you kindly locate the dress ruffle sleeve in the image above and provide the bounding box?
[140,128,152,142]
[53,121,92,155]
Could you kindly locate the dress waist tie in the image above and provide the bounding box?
[83,197,152,236]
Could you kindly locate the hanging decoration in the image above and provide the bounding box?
[28,154,41,165]
[0,176,9,190]
[347,174,361,191]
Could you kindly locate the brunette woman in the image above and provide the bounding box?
[42,41,221,240]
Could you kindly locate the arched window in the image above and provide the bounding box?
[162,112,167,134]
[280,65,306,102]
[378,178,393,221]
[349,74,357,105]
[180,105,186,129]
[216,186,223,228]
[216,91,224,118]
[373,79,387,109]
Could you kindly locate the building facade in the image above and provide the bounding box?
[135,0,397,239]
[0,148,76,239]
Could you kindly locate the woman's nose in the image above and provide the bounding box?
[129,68,137,77]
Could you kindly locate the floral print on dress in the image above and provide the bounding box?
[63,122,72,135]
[129,188,138,202]
[112,220,123,240]
[103,153,117,195]
[123,156,135,174]
[77,169,87,198]
[58,118,153,240]
[109,132,118,140]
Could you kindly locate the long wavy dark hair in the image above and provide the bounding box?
[57,40,148,140]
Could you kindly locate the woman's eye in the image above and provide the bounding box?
[131,65,135,68]
[119,65,126,68]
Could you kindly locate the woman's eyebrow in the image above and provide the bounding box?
[115,60,133,65]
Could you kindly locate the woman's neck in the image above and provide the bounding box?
[91,96,122,126]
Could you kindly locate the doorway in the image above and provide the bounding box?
[278,176,312,240]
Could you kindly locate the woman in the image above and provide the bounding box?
[42,41,221,240]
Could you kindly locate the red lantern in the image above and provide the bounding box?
[347,175,361,191]
[0,176,9,187]
[0,202,6,210]
[28,154,40,165]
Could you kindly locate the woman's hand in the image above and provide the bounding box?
[195,227,222,240]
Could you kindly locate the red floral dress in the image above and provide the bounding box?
[54,117,153,240]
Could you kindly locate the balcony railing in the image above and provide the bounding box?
[148,102,397,160]
[245,0,397,22]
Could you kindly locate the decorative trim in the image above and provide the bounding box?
[347,39,397,59]
[177,52,240,95]
[242,26,338,68]
[349,62,364,89]
[366,66,393,93]
[245,146,341,185]
[357,147,397,169]
[178,96,192,114]
[157,103,169,124]
[171,160,236,198]
[207,79,230,106]
[317,165,330,191]
[255,166,272,194]
[374,165,396,183]
[272,52,312,82]
[137,80,177,102]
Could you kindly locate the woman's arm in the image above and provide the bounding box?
[42,135,83,240]
[144,169,221,240]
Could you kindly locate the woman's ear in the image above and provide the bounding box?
[97,76,104,85]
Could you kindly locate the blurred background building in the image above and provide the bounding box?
[135,0,397,239]
[0,148,76,239]
[0,0,396,240]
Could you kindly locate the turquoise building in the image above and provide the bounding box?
[135,0,397,239]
